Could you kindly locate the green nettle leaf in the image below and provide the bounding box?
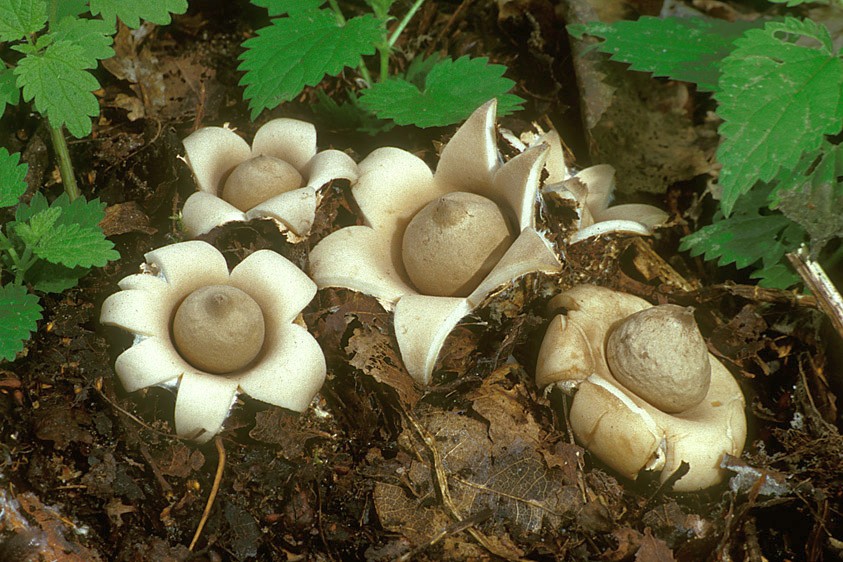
[0,0,47,42]
[680,187,807,289]
[25,260,88,293]
[0,68,21,116]
[680,213,794,269]
[11,193,119,268]
[13,39,101,138]
[88,0,188,28]
[238,10,382,119]
[568,16,757,92]
[14,205,62,247]
[359,56,524,128]
[252,0,325,16]
[0,148,28,208]
[47,0,88,24]
[749,262,801,289]
[0,284,42,362]
[14,190,48,223]
[49,16,116,64]
[403,52,441,88]
[29,221,119,267]
[716,17,843,215]
[50,192,107,228]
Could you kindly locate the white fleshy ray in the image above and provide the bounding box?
[306,149,358,188]
[235,323,326,412]
[490,144,548,231]
[114,337,188,392]
[352,147,442,232]
[435,99,498,193]
[309,225,415,305]
[251,118,317,172]
[229,250,316,325]
[394,295,473,385]
[182,192,247,237]
[174,372,239,444]
[468,228,562,306]
[246,187,318,236]
[182,126,250,195]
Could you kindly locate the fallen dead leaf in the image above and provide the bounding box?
[635,528,676,562]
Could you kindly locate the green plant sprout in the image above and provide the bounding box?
[238,0,525,129]
[0,148,119,360]
[0,0,187,360]
[570,12,843,289]
[0,0,188,199]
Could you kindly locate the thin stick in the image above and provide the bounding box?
[189,436,226,551]
[786,245,843,343]
[388,0,426,48]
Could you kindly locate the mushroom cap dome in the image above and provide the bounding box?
[222,155,303,212]
[173,284,266,374]
[606,304,711,413]
[402,192,515,297]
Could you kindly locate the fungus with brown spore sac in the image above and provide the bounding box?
[536,284,746,492]
[181,119,358,239]
[309,100,563,385]
[100,240,326,443]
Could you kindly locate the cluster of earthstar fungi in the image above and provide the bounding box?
[101,100,745,491]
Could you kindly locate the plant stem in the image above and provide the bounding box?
[389,0,426,48]
[327,0,345,22]
[12,247,34,286]
[378,44,390,81]
[49,125,80,202]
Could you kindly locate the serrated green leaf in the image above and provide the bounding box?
[50,192,107,229]
[716,17,843,215]
[238,10,382,119]
[25,260,88,293]
[0,284,41,362]
[14,190,48,223]
[680,213,794,268]
[252,0,325,16]
[0,0,47,42]
[568,17,757,92]
[29,221,119,267]
[13,39,101,138]
[47,0,88,24]
[49,16,115,64]
[14,205,61,247]
[749,262,801,289]
[0,148,27,208]
[0,68,21,116]
[89,0,188,28]
[403,52,441,88]
[358,56,524,128]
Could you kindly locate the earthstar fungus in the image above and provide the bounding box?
[309,100,563,384]
[100,241,326,443]
[181,119,358,238]
[536,284,746,492]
